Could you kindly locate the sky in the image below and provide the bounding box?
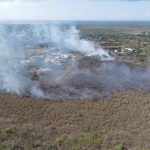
[0,0,150,21]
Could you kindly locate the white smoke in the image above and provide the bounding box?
[0,27,45,97]
[49,25,112,60]
[0,23,150,100]
[0,23,112,98]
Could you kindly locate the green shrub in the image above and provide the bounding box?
[80,133,103,146]
[0,144,9,150]
[115,144,123,150]
[3,125,16,135]
[67,135,77,145]
[55,136,64,145]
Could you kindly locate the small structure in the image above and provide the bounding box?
[124,48,134,52]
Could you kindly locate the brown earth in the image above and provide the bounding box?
[0,92,150,150]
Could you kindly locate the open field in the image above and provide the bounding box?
[0,92,150,150]
[0,22,150,150]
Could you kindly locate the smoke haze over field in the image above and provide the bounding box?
[0,24,112,98]
[0,24,150,99]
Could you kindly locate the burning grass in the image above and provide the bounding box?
[0,92,150,149]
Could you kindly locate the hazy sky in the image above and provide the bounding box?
[0,0,150,20]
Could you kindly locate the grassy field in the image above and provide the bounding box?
[0,92,150,150]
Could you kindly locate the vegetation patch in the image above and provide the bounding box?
[3,125,16,135]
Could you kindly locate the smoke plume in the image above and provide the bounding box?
[0,23,150,100]
[0,24,45,97]
[0,23,112,99]
[49,25,112,59]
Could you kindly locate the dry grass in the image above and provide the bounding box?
[0,92,150,149]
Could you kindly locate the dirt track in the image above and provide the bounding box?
[0,92,150,149]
